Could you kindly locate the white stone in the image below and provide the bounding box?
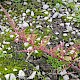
[18,70,25,79]
[23,2,27,5]
[31,11,34,16]
[52,12,59,18]
[60,23,64,27]
[63,75,69,80]
[2,45,4,48]
[55,32,59,35]
[3,51,7,54]
[37,16,40,19]
[5,68,8,70]
[52,8,56,13]
[66,26,72,31]
[3,41,10,44]
[48,18,52,22]
[22,21,29,28]
[67,16,73,20]
[27,71,36,79]
[77,32,80,36]
[56,3,60,8]
[0,43,1,46]
[36,65,39,70]
[26,9,30,13]
[5,74,10,80]
[71,31,75,34]
[44,17,49,20]
[65,43,69,47]
[65,23,70,26]
[63,33,67,36]
[27,46,33,51]
[10,35,14,38]
[60,70,67,76]
[36,25,42,28]
[22,13,26,17]
[1,32,4,34]
[58,14,63,18]
[0,47,2,51]
[7,47,11,50]
[10,73,16,80]
[37,0,41,2]
[43,4,49,9]
[34,50,38,53]
[68,0,73,3]
[24,42,29,47]
[5,29,10,32]
[44,11,48,14]
[13,68,17,71]
[47,42,51,45]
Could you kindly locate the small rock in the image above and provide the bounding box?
[10,73,16,80]
[31,11,34,16]
[26,9,30,13]
[52,12,59,18]
[43,4,49,9]
[22,13,26,17]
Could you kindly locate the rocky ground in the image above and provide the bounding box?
[0,0,80,80]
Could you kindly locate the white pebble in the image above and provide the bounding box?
[7,47,11,50]
[22,13,26,17]
[36,25,42,28]
[27,71,36,79]
[27,46,33,51]
[65,43,69,47]
[44,16,49,20]
[66,26,72,31]
[3,51,7,53]
[71,31,75,34]
[24,42,29,47]
[43,4,49,9]
[52,12,59,18]
[10,73,16,80]
[44,11,48,14]
[60,69,67,76]
[48,18,52,22]
[35,50,38,53]
[18,70,25,79]
[13,68,17,71]
[77,32,80,36]
[69,42,74,45]
[26,9,30,13]
[63,33,67,36]
[10,35,14,38]
[60,23,64,27]
[22,21,29,28]
[55,32,59,35]
[63,75,69,80]
[31,11,34,16]
[5,74,10,80]
[23,2,27,5]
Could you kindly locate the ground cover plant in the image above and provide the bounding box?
[0,0,80,80]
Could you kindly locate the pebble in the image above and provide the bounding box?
[66,26,72,31]
[63,33,68,36]
[22,21,29,28]
[52,12,59,18]
[26,9,30,13]
[31,11,34,16]
[22,13,26,17]
[43,4,49,9]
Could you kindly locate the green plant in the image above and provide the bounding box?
[47,55,64,70]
